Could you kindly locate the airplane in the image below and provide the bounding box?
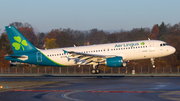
[5,26,176,74]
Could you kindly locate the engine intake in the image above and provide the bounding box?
[106,57,123,67]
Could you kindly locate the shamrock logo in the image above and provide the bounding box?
[12,36,28,51]
[141,42,145,45]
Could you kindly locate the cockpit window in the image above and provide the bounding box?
[160,43,168,46]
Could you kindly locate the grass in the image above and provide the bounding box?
[0,81,60,90]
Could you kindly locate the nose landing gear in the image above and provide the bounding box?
[151,58,156,68]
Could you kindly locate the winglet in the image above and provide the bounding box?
[63,50,67,54]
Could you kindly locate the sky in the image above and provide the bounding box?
[0,0,180,33]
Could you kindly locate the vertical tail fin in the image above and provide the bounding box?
[5,26,37,54]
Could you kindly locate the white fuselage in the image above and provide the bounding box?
[39,40,176,66]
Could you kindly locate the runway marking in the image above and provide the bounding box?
[10,89,174,93]
[10,89,70,92]
[158,91,180,101]
[87,91,168,93]
[62,90,83,101]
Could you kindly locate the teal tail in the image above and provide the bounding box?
[5,26,37,54]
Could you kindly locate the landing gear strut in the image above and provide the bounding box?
[151,58,155,68]
[91,64,101,74]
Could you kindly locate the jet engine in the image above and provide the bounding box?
[105,57,124,67]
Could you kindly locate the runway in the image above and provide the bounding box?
[0,77,180,101]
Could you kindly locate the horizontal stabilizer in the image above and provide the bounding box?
[5,55,28,61]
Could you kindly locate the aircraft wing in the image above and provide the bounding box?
[63,50,116,65]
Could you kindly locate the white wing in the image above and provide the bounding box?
[63,50,116,65]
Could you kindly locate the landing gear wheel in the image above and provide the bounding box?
[123,62,127,67]
[91,69,96,74]
[91,69,100,74]
[96,69,101,74]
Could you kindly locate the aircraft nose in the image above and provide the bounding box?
[170,46,176,54]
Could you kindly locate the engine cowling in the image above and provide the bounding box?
[105,57,123,67]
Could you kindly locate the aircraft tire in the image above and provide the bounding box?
[123,62,127,67]
[91,69,96,74]
[96,69,100,74]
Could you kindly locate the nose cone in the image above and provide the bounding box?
[170,46,176,54]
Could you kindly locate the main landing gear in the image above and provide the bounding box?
[91,69,100,74]
[151,58,156,68]
[91,65,101,74]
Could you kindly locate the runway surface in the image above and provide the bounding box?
[0,77,180,101]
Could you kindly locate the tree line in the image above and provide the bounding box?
[0,22,180,69]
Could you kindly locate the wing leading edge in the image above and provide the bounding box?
[63,49,116,66]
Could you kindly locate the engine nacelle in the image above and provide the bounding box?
[105,57,123,67]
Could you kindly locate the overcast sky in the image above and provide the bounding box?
[1,0,180,33]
